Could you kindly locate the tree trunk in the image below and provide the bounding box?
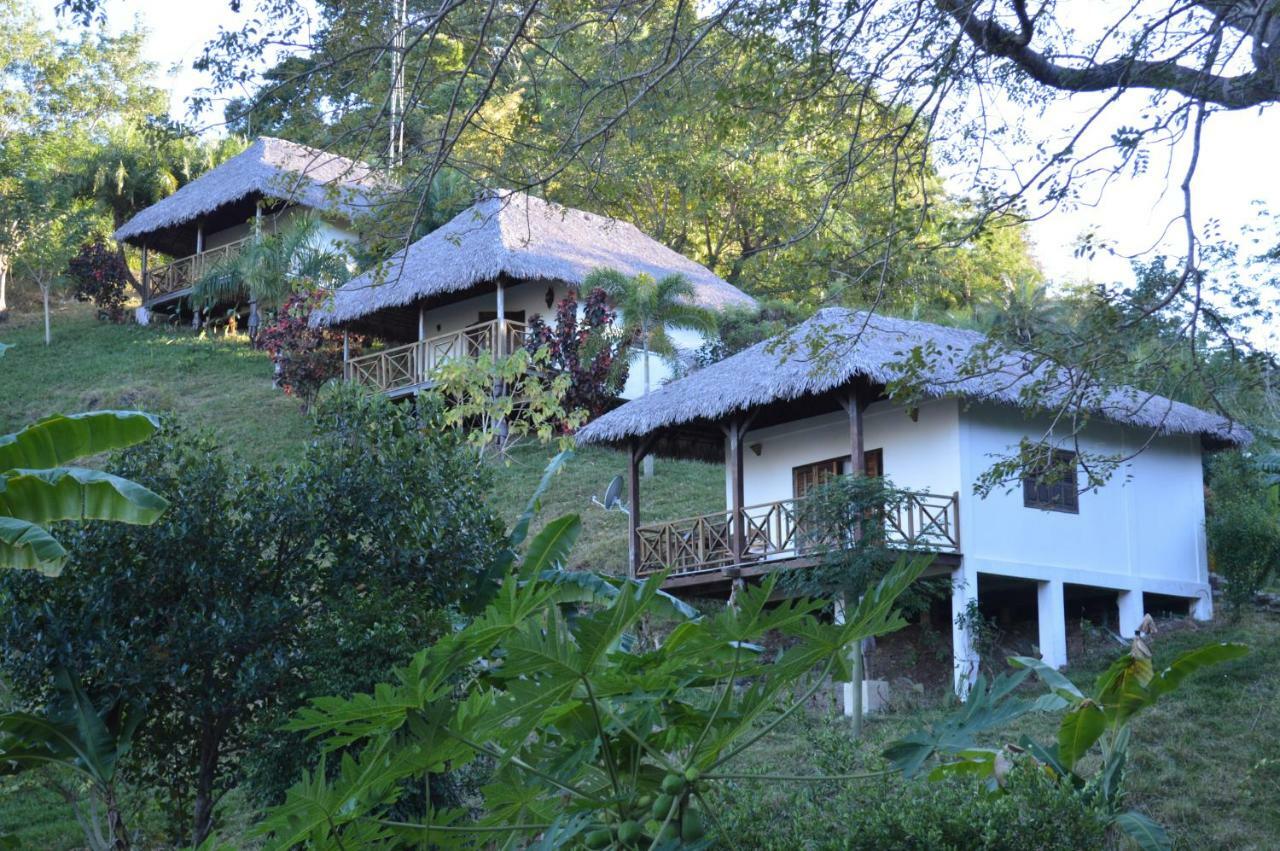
[192,725,220,847]
[116,242,141,299]
[42,285,51,345]
[0,258,8,313]
[103,786,131,851]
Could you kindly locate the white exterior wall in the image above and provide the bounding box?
[203,205,358,256]
[727,398,963,509]
[416,278,706,401]
[956,403,1211,604]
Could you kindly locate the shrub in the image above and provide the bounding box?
[67,236,130,322]
[0,393,504,845]
[256,289,354,410]
[713,720,1107,851]
[1206,450,1280,611]
[523,286,629,420]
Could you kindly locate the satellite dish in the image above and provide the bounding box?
[603,475,624,509]
[591,475,630,515]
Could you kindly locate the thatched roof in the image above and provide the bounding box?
[577,308,1251,450]
[114,137,388,247]
[313,190,755,327]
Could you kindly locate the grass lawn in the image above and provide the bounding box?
[1,302,312,466]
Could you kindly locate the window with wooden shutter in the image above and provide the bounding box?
[1022,449,1079,513]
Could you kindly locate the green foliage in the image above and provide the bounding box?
[716,749,1108,851]
[0,393,504,844]
[0,410,167,573]
[1206,450,1280,610]
[255,466,933,847]
[586,269,716,393]
[886,638,1249,849]
[434,346,583,459]
[0,666,140,850]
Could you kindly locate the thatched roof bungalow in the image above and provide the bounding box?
[114,137,389,316]
[577,310,1240,699]
[317,190,755,398]
[577,307,1250,458]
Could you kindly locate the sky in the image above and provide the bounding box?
[41,0,1280,344]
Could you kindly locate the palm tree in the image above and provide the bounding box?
[584,269,718,476]
[192,213,350,340]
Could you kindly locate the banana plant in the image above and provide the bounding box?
[885,638,1248,850]
[0,410,168,574]
[0,667,142,850]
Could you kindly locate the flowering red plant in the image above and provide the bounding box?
[523,287,629,424]
[67,237,130,322]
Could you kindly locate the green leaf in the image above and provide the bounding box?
[1149,642,1248,698]
[518,514,581,580]
[1057,700,1105,771]
[1010,655,1085,703]
[0,411,160,472]
[0,515,68,574]
[1112,810,1171,851]
[0,467,168,526]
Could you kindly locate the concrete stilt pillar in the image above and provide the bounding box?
[1117,588,1145,639]
[1191,590,1213,621]
[952,567,979,698]
[1037,579,1069,669]
[833,597,857,718]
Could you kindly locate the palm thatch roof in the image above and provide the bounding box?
[313,190,755,328]
[114,137,389,249]
[577,308,1251,452]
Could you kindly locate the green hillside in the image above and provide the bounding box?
[0,302,723,573]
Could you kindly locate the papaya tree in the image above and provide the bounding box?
[256,452,933,848]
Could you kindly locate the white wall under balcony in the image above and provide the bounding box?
[415,278,707,401]
[727,398,964,509]
[957,404,1210,599]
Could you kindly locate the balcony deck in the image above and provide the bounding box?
[635,490,961,594]
[343,319,527,398]
[142,236,253,308]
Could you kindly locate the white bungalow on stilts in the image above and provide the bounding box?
[576,308,1250,704]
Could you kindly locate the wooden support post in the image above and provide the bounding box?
[417,305,426,386]
[495,280,506,357]
[248,205,262,340]
[342,332,350,380]
[140,244,149,306]
[191,224,205,329]
[727,419,746,565]
[628,439,643,579]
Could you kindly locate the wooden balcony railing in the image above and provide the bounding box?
[343,319,527,395]
[634,490,960,578]
[143,236,253,303]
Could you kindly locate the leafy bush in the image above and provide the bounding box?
[714,747,1108,851]
[0,392,504,845]
[67,236,130,322]
[523,286,629,420]
[1206,450,1280,610]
